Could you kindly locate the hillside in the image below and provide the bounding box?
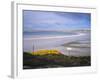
[23,52,90,69]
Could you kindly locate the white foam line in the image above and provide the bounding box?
[24,33,86,40]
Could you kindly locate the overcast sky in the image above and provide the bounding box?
[23,10,91,31]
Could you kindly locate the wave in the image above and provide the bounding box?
[24,33,86,40]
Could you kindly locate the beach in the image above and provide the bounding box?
[23,31,90,56]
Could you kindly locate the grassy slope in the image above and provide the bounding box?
[23,52,91,69]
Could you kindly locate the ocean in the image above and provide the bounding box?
[24,31,76,38]
[23,31,90,56]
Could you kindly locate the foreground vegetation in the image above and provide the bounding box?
[23,52,91,69]
[32,49,61,55]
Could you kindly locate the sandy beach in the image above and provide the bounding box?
[24,32,90,56]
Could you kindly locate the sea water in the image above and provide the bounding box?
[24,31,76,38]
[23,31,90,56]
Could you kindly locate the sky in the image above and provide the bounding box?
[23,10,91,31]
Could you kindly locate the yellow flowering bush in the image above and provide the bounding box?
[32,49,61,55]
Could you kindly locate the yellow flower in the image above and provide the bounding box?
[32,49,61,55]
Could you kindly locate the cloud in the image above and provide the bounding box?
[23,10,91,31]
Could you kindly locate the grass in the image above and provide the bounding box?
[23,51,91,69]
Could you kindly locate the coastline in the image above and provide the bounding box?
[23,32,90,56]
[24,33,86,40]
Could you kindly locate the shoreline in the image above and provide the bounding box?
[24,33,86,40]
[23,32,90,54]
